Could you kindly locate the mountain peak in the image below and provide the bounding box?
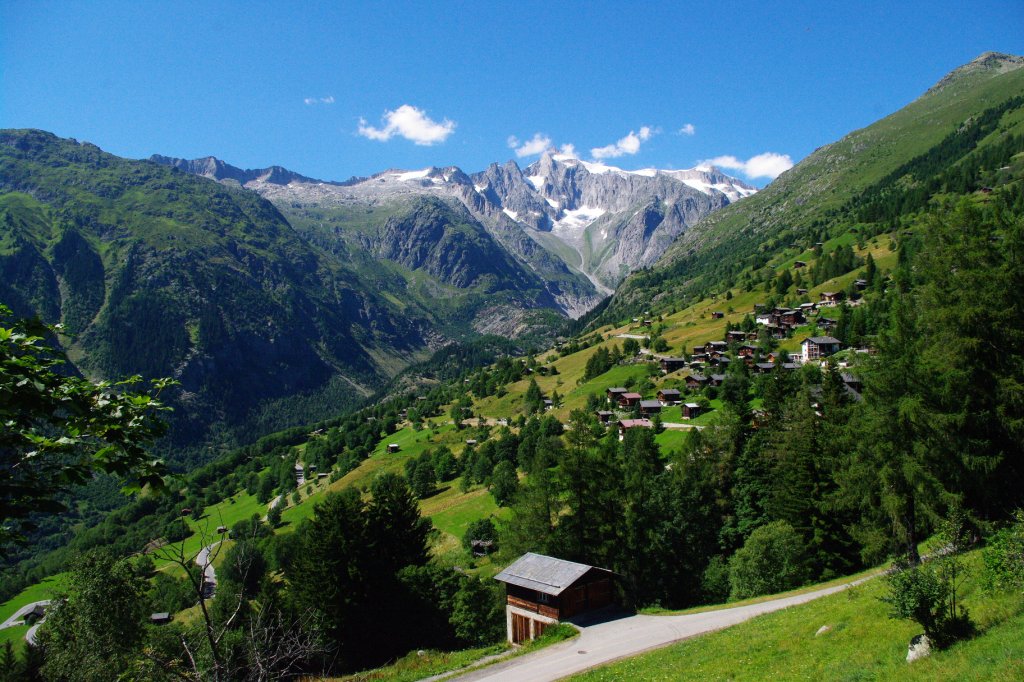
[927,51,1024,95]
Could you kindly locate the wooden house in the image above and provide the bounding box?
[819,291,843,306]
[150,612,172,626]
[659,357,688,373]
[726,330,747,343]
[617,418,653,440]
[710,374,726,387]
[387,443,400,454]
[595,410,614,424]
[638,400,662,416]
[794,260,807,268]
[465,439,478,447]
[685,374,708,390]
[618,392,642,408]
[737,344,757,357]
[755,362,775,374]
[606,387,627,404]
[854,278,868,291]
[657,389,681,405]
[543,399,554,411]
[707,341,728,352]
[711,311,725,319]
[841,373,863,393]
[682,403,702,419]
[780,310,805,326]
[801,336,843,362]
[494,553,615,644]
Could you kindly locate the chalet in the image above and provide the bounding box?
[711,311,725,319]
[819,291,842,306]
[617,418,653,440]
[801,336,843,362]
[818,317,837,331]
[660,357,688,373]
[595,410,614,424]
[754,303,767,311]
[692,346,706,355]
[799,302,817,313]
[755,362,775,374]
[543,399,554,411]
[216,526,227,535]
[707,341,728,352]
[710,374,726,387]
[387,443,400,454]
[685,374,708,390]
[691,353,708,363]
[717,357,732,367]
[494,553,615,644]
[794,260,807,268]
[755,312,773,326]
[797,288,809,295]
[606,387,628,404]
[657,389,681,405]
[150,612,172,626]
[780,310,805,326]
[737,344,758,357]
[465,439,478,447]
[726,330,747,343]
[781,362,801,371]
[682,403,702,419]
[317,472,329,479]
[854,278,868,291]
[615,393,639,408]
[638,400,662,416]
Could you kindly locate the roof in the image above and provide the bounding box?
[495,553,613,596]
[804,336,841,345]
[621,392,642,399]
[658,389,681,396]
[151,612,170,620]
[711,374,726,381]
[639,400,662,408]
[684,402,701,408]
[618,419,653,429]
[607,386,627,393]
[661,356,687,362]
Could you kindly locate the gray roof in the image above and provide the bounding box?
[151,612,170,619]
[805,336,841,344]
[494,552,612,596]
[639,400,662,408]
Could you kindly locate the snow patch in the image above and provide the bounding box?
[527,175,546,190]
[503,208,519,220]
[552,206,606,236]
[474,184,487,193]
[545,197,560,208]
[392,169,431,181]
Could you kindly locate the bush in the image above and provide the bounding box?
[701,555,731,604]
[883,562,974,648]
[462,518,498,552]
[983,509,1024,592]
[728,521,809,600]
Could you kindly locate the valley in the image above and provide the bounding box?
[2,47,1023,682]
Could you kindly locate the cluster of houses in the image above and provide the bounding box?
[598,386,704,440]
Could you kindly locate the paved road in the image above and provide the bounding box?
[0,600,50,630]
[450,577,871,682]
[196,542,220,598]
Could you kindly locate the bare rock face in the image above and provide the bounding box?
[150,150,756,317]
[906,634,932,662]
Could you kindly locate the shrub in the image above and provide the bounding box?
[983,509,1024,592]
[728,521,809,600]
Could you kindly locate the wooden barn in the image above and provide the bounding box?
[494,553,615,644]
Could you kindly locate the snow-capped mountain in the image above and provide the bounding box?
[152,151,756,310]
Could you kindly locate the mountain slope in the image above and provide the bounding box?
[0,129,432,459]
[606,52,1024,315]
[152,151,755,302]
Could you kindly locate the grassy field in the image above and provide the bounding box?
[572,550,1024,681]
[0,573,67,623]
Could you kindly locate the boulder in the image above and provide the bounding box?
[815,625,832,637]
[906,634,932,662]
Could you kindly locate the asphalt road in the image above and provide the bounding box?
[450,577,871,682]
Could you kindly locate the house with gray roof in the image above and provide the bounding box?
[494,553,615,643]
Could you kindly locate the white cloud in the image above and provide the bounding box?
[679,123,695,136]
[357,104,456,145]
[590,126,654,159]
[558,143,577,158]
[703,152,794,180]
[507,132,553,158]
[304,96,335,105]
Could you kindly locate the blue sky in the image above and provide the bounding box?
[2,1,1021,186]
